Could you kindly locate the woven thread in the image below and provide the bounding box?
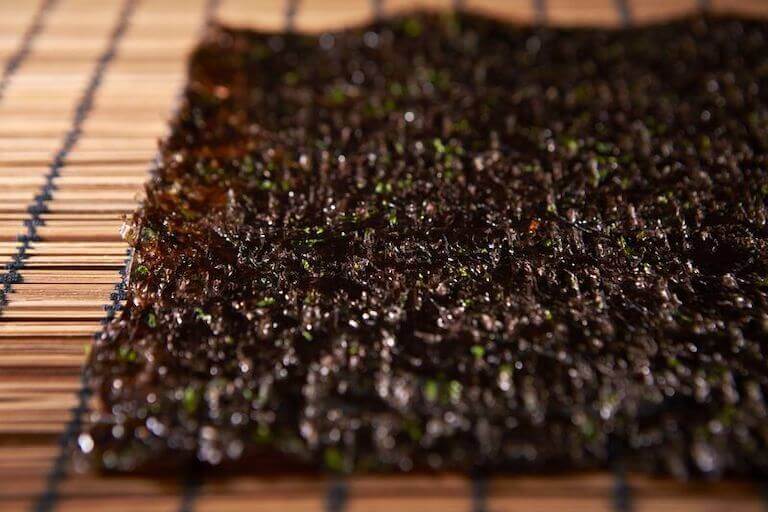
[533,0,547,25]
[2,0,135,313]
[286,0,300,32]
[0,0,57,99]
[608,437,634,512]
[31,1,139,509]
[372,0,384,20]
[471,472,489,512]
[615,0,633,26]
[179,463,204,512]
[326,479,349,512]
[0,0,58,306]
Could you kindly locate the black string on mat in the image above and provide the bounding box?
[615,0,633,27]
[470,471,489,512]
[179,462,205,512]
[28,0,138,510]
[34,245,126,512]
[533,0,547,25]
[608,437,634,512]
[204,0,222,28]
[31,0,216,507]
[2,0,135,317]
[100,249,131,328]
[286,0,300,32]
[760,480,768,512]
[0,0,57,100]
[0,0,58,306]
[33,249,131,510]
[32,249,128,510]
[326,478,349,512]
[611,463,633,512]
[371,0,384,21]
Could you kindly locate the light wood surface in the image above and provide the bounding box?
[1,0,767,511]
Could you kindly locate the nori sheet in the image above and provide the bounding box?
[81,12,768,477]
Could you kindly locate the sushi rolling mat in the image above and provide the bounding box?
[0,0,767,511]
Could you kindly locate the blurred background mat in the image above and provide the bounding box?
[1,0,767,511]
[217,0,768,32]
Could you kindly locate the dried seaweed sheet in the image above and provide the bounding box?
[82,13,768,477]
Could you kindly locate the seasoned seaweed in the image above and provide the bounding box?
[82,13,768,477]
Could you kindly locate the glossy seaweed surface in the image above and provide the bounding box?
[81,13,768,477]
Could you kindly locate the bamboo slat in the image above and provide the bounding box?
[1,0,767,511]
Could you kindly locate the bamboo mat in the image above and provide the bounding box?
[1,0,768,511]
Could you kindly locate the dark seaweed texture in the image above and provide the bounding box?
[82,13,768,477]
